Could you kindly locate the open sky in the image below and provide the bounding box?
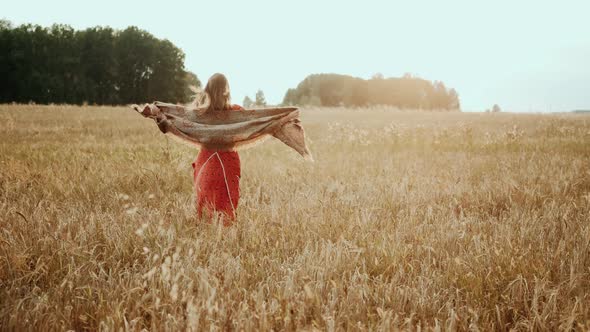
[3,0,589,111]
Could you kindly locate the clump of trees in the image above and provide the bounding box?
[242,89,267,108]
[242,96,253,108]
[283,73,460,111]
[0,20,199,105]
[485,104,501,112]
[255,90,267,106]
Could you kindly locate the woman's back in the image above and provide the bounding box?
[192,104,243,223]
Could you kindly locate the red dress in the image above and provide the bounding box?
[192,104,242,223]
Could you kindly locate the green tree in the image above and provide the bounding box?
[255,89,267,106]
[0,20,197,104]
[0,20,16,101]
[282,88,301,106]
[183,71,201,102]
[243,95,253,108]
[448,88,460,110]
[77,27,117,104]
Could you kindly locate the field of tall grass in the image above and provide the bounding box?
[1,104,589,330]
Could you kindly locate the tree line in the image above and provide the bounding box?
[0,20,461,110]
[0,20,199,105]
[282,73,460,110]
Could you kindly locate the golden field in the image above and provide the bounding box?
[0,104,589,331]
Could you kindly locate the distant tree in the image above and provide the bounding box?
[183,71,201,101]
[0,19,11,29]
[184,71,200,88]
[243,95,253,108]
[284,73,460,111]
[77,26,118,104]
[0,20,196,104]
[371,72,384,80]
[282,88,297,106]
[255,89,267,106]
[492,104,501,112]
[115,26,188,103]
[448,88,460,110]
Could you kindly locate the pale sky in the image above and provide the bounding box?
[3,0,589,112]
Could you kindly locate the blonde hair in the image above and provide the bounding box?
[189,73,231,113]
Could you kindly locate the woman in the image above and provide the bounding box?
[190,73,242,223]
[132,74,312,224]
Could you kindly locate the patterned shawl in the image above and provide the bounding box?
[132,102,313,160]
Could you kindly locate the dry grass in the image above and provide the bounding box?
[1,104,589,331]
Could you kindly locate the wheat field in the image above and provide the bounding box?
[0,104,589,331]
